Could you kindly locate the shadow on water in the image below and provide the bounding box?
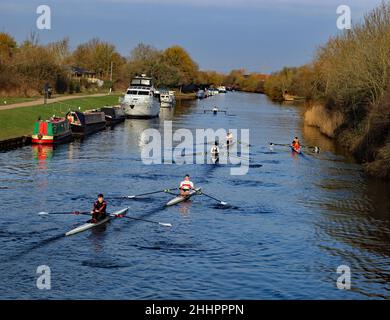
[6,234,65,261]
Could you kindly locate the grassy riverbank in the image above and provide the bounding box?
[0,95,120,141]
[0,97,37,105]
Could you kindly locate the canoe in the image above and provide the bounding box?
[65,207,128,236]
[166,188,201,206]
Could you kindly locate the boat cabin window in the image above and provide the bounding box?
[131,79,151,86]
[126,90,150,95]
[127,90,138,95]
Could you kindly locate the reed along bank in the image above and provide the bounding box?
[263,2,390,179]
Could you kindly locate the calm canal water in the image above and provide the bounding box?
[0,92,389,299]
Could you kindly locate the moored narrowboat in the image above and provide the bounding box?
[100,105,126,126]
[31,117,73,145]
[66,111,106,138]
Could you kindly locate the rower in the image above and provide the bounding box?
[210,141,220,163]
[212,106,218,115]
[210,141,220,157]
[292,136,301,151]
[226,131,234,147]
[179,174,194,197]
[90,194,107,223]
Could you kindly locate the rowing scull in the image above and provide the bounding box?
[166,188,201,206]
[290,145,302,154]
[65,207,128,236]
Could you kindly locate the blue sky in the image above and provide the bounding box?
[0,0,382,73]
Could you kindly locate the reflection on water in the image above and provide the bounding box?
[32,145,53,164]
[0,92,389,299]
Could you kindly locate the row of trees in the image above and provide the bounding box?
[0,32,269,96]
[0,34,202,96]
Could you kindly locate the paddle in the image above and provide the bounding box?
[126,188,177,199]
[38,210,90,216]
[197,190,228,206]
[113,214,172,227]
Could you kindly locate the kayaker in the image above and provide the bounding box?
[90,194,107,223]
[179,175,194,197]
[226,131,234,147]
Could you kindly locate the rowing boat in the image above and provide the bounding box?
[211,155,219,164]
[290,145,302,154]
[166,188,201,206]
[65,207,128,236]
[225,140,235,148]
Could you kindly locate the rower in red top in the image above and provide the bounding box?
[90,194,107,223]
[291,136,301,153]
[179,174,195,197]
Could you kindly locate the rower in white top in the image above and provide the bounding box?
[226,131,234,148]
[179,174,195,196]
[210,141,220,164]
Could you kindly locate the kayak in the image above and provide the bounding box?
[166,188,201,206]
[65,207,128,236]
[290,145,302,154]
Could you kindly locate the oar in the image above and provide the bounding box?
[301,145,321,153]
[38,210,90,216]
[228,153,250,161]
[269,142,290,147]
[197,190,228,206]
[176,151,206,157]
[270,142,320,153]
[113,214,172,227]
[238,140,252,147]
[125,188,177,199]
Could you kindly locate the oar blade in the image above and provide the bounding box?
[159,222,172,227]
